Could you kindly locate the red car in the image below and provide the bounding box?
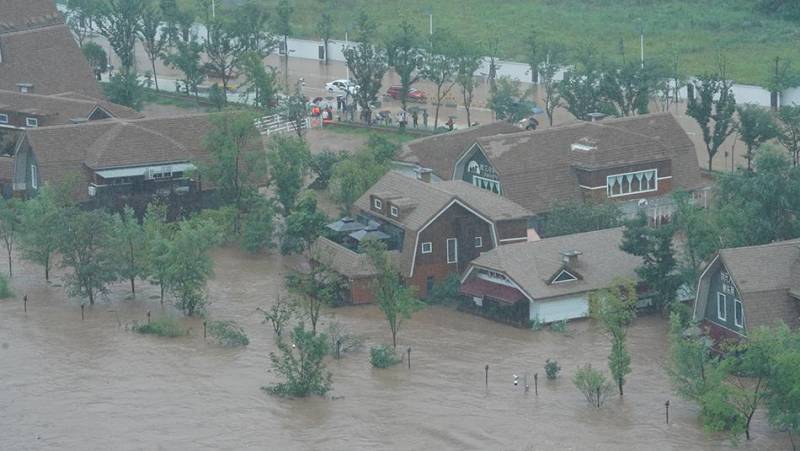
[386,85,427,103]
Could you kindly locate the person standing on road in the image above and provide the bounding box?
[412,110,418,128]
[422,110,429,128]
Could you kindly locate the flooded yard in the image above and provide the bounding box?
[0,248,789,450]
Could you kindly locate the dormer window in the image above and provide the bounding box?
[607,169,657,197]
[373,198,382,210]
[390,205,399,217]
[551,269,578,284]
[26,117,38,128]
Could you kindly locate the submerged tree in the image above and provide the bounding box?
[422,29,459,129]
[343,12,388,125]
[776,104,800,166]
[96,0,144,75]
[267,322,332,397]
[267,135,311,215]
[19,186,65,281]
[454,40,483,127]
[58,208,116,305]
[364,240,422,349]
[589,278,637,396]
[285,262,345,334]
[110,206,148,294]
[386,20,424,112]
[736,104,778,171]
[139,4,167,91]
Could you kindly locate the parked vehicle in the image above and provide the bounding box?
[386,85,427,103]
[325,79,359,96]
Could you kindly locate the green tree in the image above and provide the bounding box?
[285,261,345,334]
[139,4,167,91]
[364,240,422,349]
[686,66,737,171]
[204,16,249,103]
[58,208,116,305]
[765,332,800,449]
[776,105,800,166]
[240,52,278,111]
[736,104,778,171]
[105,72,143,110]
[328,137,394,213]
[81,42,108,78]
[0,198,19,277]
[343,13,388,125]
[267,322,332,397]
[143,201,173,303]
[488,76,533,123]
[386,20,424,113]
[282,85,309,137]
[281,191,327,255]
[19,186,64,281]
[620,213,681,312]
[589,278,637,396]
[110,206,148,294]
[96,0,144,75]
[599,59,663,117]
[267,135,311,215]
[573,364,615,408]
[671,191,720,287]
[166,219,217,316]
[309,150,341,189]
[66,0,102,47]
[714,147,800,247]
[165,38,206,97]
[203,111,265,231]
[317,11,333,65]
[422,29,459,129]
[241,197,275,253]
[559,49,612,120]
[539,43,565,126]
[274,0,293,60]
[540,200,621,238]
[667,312,717,402]
[454,39,483,127]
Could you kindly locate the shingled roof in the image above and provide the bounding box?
[24,113,215,190]
[353,171,531,276]
[470,228,641,300]
[473,113,705,214]
[396,121,521,179]
[0,0,103,98]
[0,89,141,124]
[718,240,800,330]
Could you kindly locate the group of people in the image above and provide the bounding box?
[394,109,430,129]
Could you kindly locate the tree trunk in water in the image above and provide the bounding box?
[392,331,397,349]
[160,283,164,305]
[7,250,11,277]
[618,378,624,396]
[44,262,49,282]
[708,154,713,172]
[130,277,135,294]
[151,58,159,91]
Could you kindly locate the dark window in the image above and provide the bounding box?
[426,276,435,294]
[446,238,457,263]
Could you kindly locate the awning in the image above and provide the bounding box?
[459,278,526,305]
[95,162,195,179]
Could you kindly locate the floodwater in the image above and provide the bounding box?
[0,248,789,450]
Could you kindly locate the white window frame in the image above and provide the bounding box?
[421,242,432,254]
[0,114,8,124]
[446,238,458,264]
[25,117,38,128]
[734,298,743,327]
[390,205,399,217]
[716,292,727,321]
[552,269,578,284]
[472,175,500,193]
[474,236,483,248]
[373,198,382,209]
[606,169,658,198]
[30,165,38,189]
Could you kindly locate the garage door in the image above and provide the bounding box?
[531,295,589,323]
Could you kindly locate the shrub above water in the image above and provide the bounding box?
[545,359,561,380]
[0,274,12,299]
[135,316,185,337]
[207,320,250,347]
[370,345,401,369]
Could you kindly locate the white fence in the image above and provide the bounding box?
[253,114,310,136]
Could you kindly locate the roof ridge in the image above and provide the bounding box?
[86,123,126,166]
[720,238,800,253]
[127,120,189,153]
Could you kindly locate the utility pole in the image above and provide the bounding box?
[211,0,216,18]
[639,19,644,69]
[345,30,350,80]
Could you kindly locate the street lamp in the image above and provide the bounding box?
[422,6,433,36]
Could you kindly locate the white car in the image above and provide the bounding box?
[325,79,359,96]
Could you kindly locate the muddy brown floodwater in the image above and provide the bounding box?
[0,248,789,450]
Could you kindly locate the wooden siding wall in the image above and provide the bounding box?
[496,219,528,242]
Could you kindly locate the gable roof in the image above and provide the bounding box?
[353,170,531,276]
[470,228,641,300]
[24,113,215,190]
[395,121,521,179]
[0,1,103,98]
[0,89,141,124]
[718,239,800,330]
[472,113,705,214]
[309,237,380,278]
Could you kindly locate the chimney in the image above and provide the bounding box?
[416,167,433,183]
[560,250,582,269]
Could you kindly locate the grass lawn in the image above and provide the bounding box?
[256,0,799,86]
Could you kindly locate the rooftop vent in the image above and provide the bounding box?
[415,167,433,183]
[586,112,606,122]
[16,83,33,94]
